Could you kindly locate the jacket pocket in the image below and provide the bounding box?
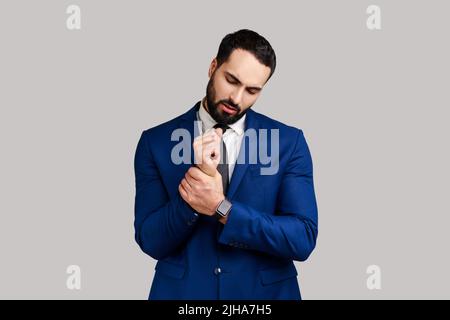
[259,263,298,286]
[155,260,186,280]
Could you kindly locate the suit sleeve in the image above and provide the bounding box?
[218,129,318,261]
[134,130,199,260]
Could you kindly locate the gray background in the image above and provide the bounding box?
[0,0,449,299]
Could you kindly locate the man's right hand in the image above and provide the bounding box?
[193,127,223,177]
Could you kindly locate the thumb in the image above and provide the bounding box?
[214,127,223,138]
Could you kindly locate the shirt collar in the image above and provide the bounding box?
[197,98,246,136]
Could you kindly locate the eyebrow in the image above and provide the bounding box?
[224,71,262,92]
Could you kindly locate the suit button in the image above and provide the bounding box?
[214,267,222,275]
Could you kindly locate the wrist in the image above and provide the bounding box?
[213,194,225,212]
[196,164,216,177]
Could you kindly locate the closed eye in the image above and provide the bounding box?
[224,71,262,94]
[226,77,238,85]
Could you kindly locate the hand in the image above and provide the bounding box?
[178,166,224,216]
[193,127,223,177]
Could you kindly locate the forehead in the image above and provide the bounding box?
[219,49,271,87]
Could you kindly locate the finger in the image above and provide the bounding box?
[184,174,196,187]
[202,135,216,144]
[181,178,193,192]
[179,184,188,201]
[193,134,215,148]
[193,137,219,154]
[186,167,201,181]
[188,166,206,180]
[214,127,223,138]
[204,127,218,136]
[205,128,222,140]
[200,129,214,139]
[202,140,220,148]
[203,143,220,159]
[201,143,220,159]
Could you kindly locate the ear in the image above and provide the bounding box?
[208,58,218,78]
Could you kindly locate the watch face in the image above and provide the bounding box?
[217,199,232,217]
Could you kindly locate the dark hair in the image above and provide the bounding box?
[216,29,276,81]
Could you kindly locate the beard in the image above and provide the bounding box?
[205,73,252,125]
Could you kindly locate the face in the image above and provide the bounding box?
[205,49,271,125]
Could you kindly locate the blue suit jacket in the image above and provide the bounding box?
[134,102,318,300]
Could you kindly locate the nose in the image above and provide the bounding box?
[230,87,244,107]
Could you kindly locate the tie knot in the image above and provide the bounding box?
[213,123,230,134]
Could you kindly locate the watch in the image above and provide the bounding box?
[215,198,232,219]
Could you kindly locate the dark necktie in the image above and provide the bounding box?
[213,123,230,194]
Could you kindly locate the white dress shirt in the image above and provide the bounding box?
[196,98,246,181]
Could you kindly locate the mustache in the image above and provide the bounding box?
[218,100,240,112]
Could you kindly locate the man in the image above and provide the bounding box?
[134,29,318,300]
